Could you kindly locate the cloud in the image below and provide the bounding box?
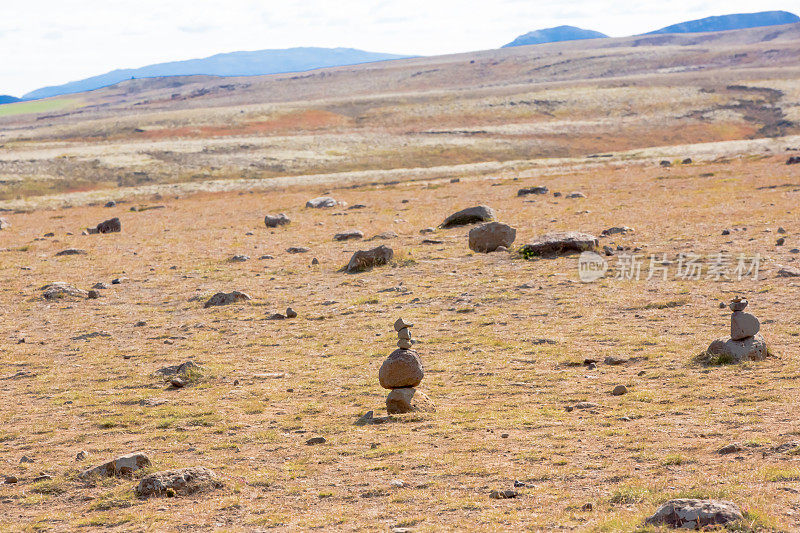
[179,24,216,34]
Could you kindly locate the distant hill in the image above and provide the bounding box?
[0,95,21,105]
[22,47,410,101]
[648,10,799,34]
[502,25,608,48]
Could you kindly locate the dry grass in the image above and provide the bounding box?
[0,151,799,531]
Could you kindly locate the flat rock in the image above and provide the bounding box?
[344,245,393,273]
[369,231,398,240]
[306,196,338,208]
[79,452,151,479]
[520,232,598,257]
[135,467,222,498]
[264,213,290,228]
[718,443,744,455]
[468,222,517,253]
[379,349,424,389]
[601,226,633,236]
[55,248,87,256]
[705,333,768,363]
[334,230,364,241]
[566,192,587,198]
[517,186,548,196]
[440,205,495,228]
[287,246,310,253]
[204,291,251,308]
[0,217,10,230]
[386,387,435,414]
[229,255,250,262]
[645,499,743,529]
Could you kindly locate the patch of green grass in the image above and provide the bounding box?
[609,486,649,505]
[763,466,800,482]
[642,298,689,310]
[0,98,80,118]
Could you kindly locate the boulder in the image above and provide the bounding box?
[41,282,89,300]
[79,452,151,479]
[517,186,548,196]
[306,197,338,208]
[386,387,435,414]
[334,230,364,241]
[379,349,424,389]
[440,206,495,228]
[344,245,393,273]
[705,334,768,363]
[468,222,516,253]
[96,218,121,233]
[135,467,222,498]
[203,291,251,308]
[645,499,743,529]
[264,213,290,228]
[519,232,598,257]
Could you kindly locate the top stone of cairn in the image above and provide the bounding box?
[394,318,413,332]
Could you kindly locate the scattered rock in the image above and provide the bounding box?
[170,377,186,388]
[440,205,495,228]
[379,349,424,389]
[20,455,34,464]
[41,282,89,300]
[517,186,548,196]
[574,402,598,409]
[286,307,297,318]
[154,361,198,378]
[4,475,18,484]
[104,201,117,208]
[778,227,786,234]
[204,291,251,308]
[344,245,393,273]
[267,313,286,320]
[582,502,593,511]
[347,204,367,210]
[519,232,598,257]
[264,213,291,228]
[490,489,518,499]
[777,237,785,246]
[135,467,222,498]
[660,160,672,167]
[259,254,274,260]
[229,255,250,262]
[722,228,731,235]
[287,246,310,253]
[645,499,743,529]
[92,282,109,289]
[32,474,52,482]
[87,290,100,299]
[777,266,800,277]
[566,192,586,199]
[386,387,435,414]
[612,385,628,396]
[601,226,633,237]
[0,217,10,230]
[334,230,364,241]
[369,231,398,240]
[306,437,326,445]
[306,197,338,208]
[419,227,435,234]
[76,451,89,461]
[682,158,693,164]
[468,222,517,253]
[787,156,800,165]
[95,218,121,233]
[311,257,320,265]
[55,248,87,256]
[718,443,744,455]
[79,452,151,479]
[604,356,628,365]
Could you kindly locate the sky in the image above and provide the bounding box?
[1,0,798,97]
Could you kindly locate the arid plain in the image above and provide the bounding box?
[1,23,800,532]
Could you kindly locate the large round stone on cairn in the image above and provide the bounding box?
[379,350,424,389]
[703,297,770,364]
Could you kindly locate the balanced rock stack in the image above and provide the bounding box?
[706,297,769,363]
[378,319,435,414]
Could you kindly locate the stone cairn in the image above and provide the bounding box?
[378,319,435,414]
[706,296,769,363]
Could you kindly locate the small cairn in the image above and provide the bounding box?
[378,319,435,414]
[704,296,769,363]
